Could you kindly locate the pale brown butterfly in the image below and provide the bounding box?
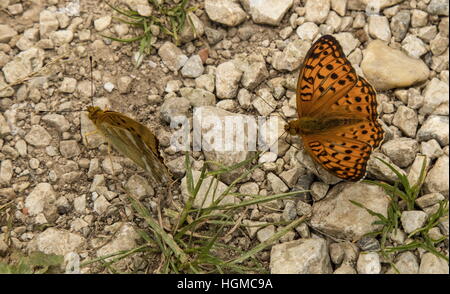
[85,58,171,185]
[86,106,171,185]
[284,35,384,181]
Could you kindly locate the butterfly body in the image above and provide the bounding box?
[286,116,365,136]
[287,35,384,182]
[86,106,171,185]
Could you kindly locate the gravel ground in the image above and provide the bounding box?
[0,0,448,274]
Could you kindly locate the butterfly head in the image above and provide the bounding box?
[87,106,104,120]
[284,120,301,136]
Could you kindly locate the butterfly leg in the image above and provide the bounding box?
[83,130,100,146]
[106,143,117,176]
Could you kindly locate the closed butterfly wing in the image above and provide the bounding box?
[87,106,171,185]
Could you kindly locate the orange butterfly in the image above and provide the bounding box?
[285,35,384,181]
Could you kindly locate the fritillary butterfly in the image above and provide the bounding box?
[87,106,171,185]
[284,35,384,181]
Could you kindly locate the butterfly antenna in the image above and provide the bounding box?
[90,56,94,106]
[254,84,290,124]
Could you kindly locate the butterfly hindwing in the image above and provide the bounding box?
[302,134,372,181]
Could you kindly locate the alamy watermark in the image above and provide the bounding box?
[169,107,283,154]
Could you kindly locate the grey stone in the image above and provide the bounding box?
[50,30,73,46]
[0,24,17,43]
[96,223,140,270]
[256,225,275,243]
[296,200,312,217]
[205,0,247,27]
[424,155,449,197]
[427,0,449,16]
[242,0,293,26]
[267,172,288,194]
[24,125,52,147]
[241,62,268,90]
[305,0,330,24]
[419,252,449,273]
[94,15,111,31]
[402,35,428,58]
[42,114,70,133]
[242,220,266,238]
[215,61,243,99]
[195,74,215,93]
[160,96,191,124]
[407,155,430,186]
[392,106,418,137]
[204,27,224,45]
[158,41,188,72]
[93,195,110,215]
[296,22,319,40]
[270,238,332,274]
[181,87,216,107]
[271,39,311,72]
[368,15,391,41]
[125,174,154,200]
[329,242,345,265]
[334,264,357,274]
[117,76,132,94]
[310,182,389,241]
[0,160,13,185]
[59,140,81,158]
[421,140,444,160]
[387,252,419,274]
[430,34,449,56]
[310,181,329,201]
[381,137,419,168]
[59,77,77,93]
[252,88,277,116]
[179,12,205,43]
[39,10,59,38]
[420,78,448,116]
[401,210,428,234]
[334,32,360,56]
[417,115,448,146]
[391,10,411,41]
[28,228,85,256]
[357,252,381,274]
[181,55,204,78]
[2,47,45,84]
[25,183,57,220]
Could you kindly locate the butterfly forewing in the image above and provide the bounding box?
[297,35,358,117]
[88,108,171,185]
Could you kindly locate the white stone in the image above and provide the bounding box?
[305,0,330,24]
[181,55,204,78]
[295,22,319,40]
[94,15,112,31]
[215,61,243,99]
[205,0,247,27]
[357,252,381,274]
[270,238,332,274]
[243,0,293,26]
[368,15,391,41]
